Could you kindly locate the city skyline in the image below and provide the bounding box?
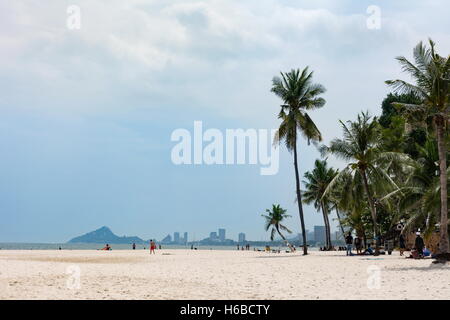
[154,225,341,243]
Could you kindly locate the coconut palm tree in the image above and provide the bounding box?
[302,159,337,250]
[261,204,293,242]
[381,138,449,238]
[322,112,400,255]
[327,163,369,246]
[386,39,450,258]
[271,67,326,255]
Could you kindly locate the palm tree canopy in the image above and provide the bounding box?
[272,67,326,149]
[302,159,338,211]
[324,112,380,168]
[386,39,450,120]
[322,111,401,199]
[261,204,293,241]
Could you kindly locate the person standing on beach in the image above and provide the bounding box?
[414,232,424,258]
[150,240,156,254]
[132,243,136,250]
[399,234,406,256]
[345,232,353,256]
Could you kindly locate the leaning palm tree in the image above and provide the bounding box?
[322,112,400,255]
[261,204,293,242]
[302,159,337,250]
[271,67,326,255]
[386,39,449,259]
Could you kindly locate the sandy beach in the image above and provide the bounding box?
[0,249,449,300]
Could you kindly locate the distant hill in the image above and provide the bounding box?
[67,226,146,244]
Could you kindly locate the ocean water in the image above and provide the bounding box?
[0,243,289,251]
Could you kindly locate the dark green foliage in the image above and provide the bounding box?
[379,92,422,128]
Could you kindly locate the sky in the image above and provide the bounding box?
[0,0,449,243]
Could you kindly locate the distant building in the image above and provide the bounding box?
[161,234,172,244]
[314,226,326,244]
[210,232,218,240]
[183,232,188,244]
[218,228,226,242]
[174,232,180,244]
[238,233,246,243]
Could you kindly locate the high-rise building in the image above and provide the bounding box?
[210,232,218,240]
[183,232,188,244]
[314,226,326,243]
[174,232,180,244]
[218,228,226,242]
[238,233,246,243]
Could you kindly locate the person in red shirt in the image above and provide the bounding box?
[150,240,156,254]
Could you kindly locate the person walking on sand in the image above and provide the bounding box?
[345,232,353,256]
[150,240,156,254]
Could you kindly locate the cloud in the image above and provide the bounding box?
[1,0,449,241]
[2,0,449,119]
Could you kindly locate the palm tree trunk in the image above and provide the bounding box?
[335,207,345,238]
[321,202,332,250]
[360,168,380,255]
[293,139,308,255]
[276,226,286,241]
[276,227,295,252]
[435,116,449,256]
[362,230,367,249]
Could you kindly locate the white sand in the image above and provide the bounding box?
[0,249,449,300]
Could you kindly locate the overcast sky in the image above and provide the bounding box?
[1,0,449,243]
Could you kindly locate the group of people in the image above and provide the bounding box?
[399,232,433,259]
[343,231,434,258]
[237,244,251,250]
[100,240,159,253]
[344,233,375,256]
[405,232,433,259]
[345,233,363,256]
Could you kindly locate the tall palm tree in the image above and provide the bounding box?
[322,112,399,255]
[386,39,449,258]
[261,204,293,242]
[302,159,337,250]
[271,67,326,255]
